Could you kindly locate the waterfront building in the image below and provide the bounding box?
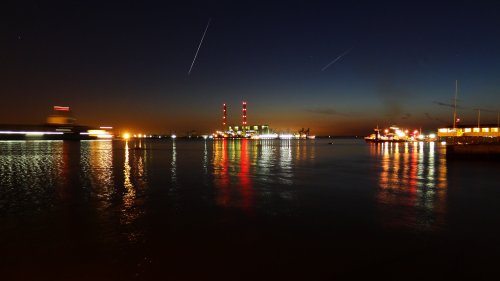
[437,124,500,144]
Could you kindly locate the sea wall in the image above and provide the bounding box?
[446,144,500,160]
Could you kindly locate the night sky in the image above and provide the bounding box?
[2,0,500,135]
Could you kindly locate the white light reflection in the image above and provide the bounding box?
[279,139,293,185]
[171,139,177,185]
[374,142,447,232]
[121,140,139,242]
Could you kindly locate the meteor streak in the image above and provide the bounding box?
[321,47,352,71]
[188,18,211,76]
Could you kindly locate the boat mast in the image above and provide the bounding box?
[453,80,458,129]
[477,109,481,129]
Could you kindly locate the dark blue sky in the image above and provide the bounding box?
[2,0,500,135]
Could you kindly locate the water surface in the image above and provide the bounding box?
[1,139,500,280]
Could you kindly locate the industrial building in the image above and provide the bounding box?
[214,102,272,138]
[213,102,315,139]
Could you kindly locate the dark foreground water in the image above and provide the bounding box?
[1,139,500,280]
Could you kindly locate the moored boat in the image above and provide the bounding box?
[364,125,433,143]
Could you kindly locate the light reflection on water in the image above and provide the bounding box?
[370,141,447,231]
[4,139,500,280]
[122,141,136,218]
[211,139,315,212]
[121,140,149,242]
[0,141,64,213]
[171,139,177,185]
[1,139,449,232]
[80,140,114,206]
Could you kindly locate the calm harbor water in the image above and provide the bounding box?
[1,138,500,280]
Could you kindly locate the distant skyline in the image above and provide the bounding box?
[2,0,500,135]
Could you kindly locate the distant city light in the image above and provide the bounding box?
[123,133,131,140]
[259,133,278,139]
[171,134,177,139]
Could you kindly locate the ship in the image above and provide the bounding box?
[364,126,409,143]
[364,125,434,143]
[0,106,113,140]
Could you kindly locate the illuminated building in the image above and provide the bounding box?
[437,124,500,144]
[223,103,227,127]
[226,124,271,138]
[216,102,272,138]
[242,101,247,126]
[437,82,500,144]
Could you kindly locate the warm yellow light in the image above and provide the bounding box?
[87,129,112,138]
[123,133,131,140]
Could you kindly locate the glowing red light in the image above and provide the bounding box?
[54,106,70,111]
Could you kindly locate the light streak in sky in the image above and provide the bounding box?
[188,18,211,76]
[321,47,352,71]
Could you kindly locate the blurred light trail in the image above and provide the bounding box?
[188,18,211,76]
[321,47,352,71]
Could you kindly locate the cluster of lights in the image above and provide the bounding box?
[121,132,177,140]
[215,132,318,140]
[250,133,279,139]
[373,126,437,142]
[81,129,113,139]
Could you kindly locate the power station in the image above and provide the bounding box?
[214,101,271,138]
